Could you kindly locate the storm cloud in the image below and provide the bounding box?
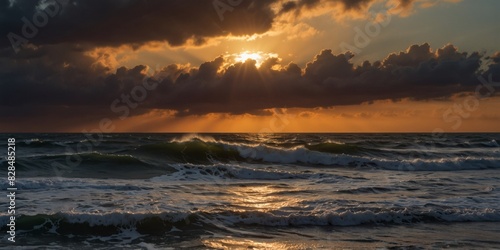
[144,43,497,115]
[1,0,456,50]
[1,0,277,49]
[1,0,497,131]
[0,43,498,119]
[278,0,451,16]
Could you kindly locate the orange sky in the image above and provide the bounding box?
[1,0,499,132]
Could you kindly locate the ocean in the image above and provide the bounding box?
[1,133,499,249]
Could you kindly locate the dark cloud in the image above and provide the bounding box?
[1,0,444,51]
[280,0,372,14]
[485,52,500,83]
[1,0,277,49]
[0,44,146,107]
[279,0,411,15]
[487,52,500,64]
[1,43,497,125]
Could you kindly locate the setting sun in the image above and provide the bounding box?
[235,51,263,63]
[231,51,279,67]
[2,1,500,249]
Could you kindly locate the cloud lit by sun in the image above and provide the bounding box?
[229,51,279,67]
[236,51,262,63]
[3,0,500,133]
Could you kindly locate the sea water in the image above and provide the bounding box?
[0,133,499,249]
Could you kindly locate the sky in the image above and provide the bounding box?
[1,0,499,132]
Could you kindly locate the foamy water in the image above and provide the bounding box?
[1,133,499,249]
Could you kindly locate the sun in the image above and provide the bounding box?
[231,51,280,67]
[235,51,263,64]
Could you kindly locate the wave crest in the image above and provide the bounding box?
[2,207,498,236]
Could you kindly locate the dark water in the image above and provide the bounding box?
[1,133,499,249]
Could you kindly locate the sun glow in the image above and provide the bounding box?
[230,51,279,67]
[235,51,263,63]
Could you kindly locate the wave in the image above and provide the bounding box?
[170,133,218,143]
[8,135,500,173]
[232,143,500,170]
[385,156,500,171]
[2,207,498,236]
[133,137,371,163]
[18,139,67,148]
[150,163,343,181]
[23,152,152,169]
[135,140,243,164]
[0,212,193,236]
[218,207,500,226]
[0,178,152,191]
[488,139,500,147]
[305,142,367,154]
[129,137,500,171]
[3,152,171,179]
[58,152,145,164]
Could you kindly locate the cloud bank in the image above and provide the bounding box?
[1,0,277,49]
[1,0,459,50]
[0,43,498,119]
